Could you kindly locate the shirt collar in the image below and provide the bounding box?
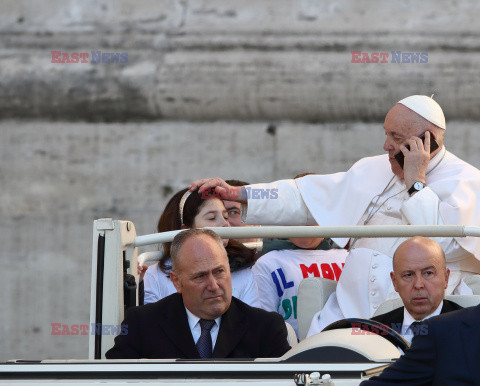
[426,145,446,174]
[403,300,444,330]
[184,306,221,331]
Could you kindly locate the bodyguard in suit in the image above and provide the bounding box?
[106,228,291,359]
[362,304,480,385]
[372,236,462,344]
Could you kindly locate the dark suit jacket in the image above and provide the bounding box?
[106,293,291,359]
[372,299,463,333]
[362,304,480,385]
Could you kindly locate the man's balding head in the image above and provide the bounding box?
[391,237,449,320]
[392,236,446,272]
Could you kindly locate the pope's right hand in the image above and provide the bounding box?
[189,178,246,203]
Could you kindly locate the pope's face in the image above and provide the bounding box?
[171,235,232,320]
[383,104,427,179]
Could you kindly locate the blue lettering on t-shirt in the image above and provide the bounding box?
[277,268,294,290]
[271,271,283,297]
[271,268,294,297]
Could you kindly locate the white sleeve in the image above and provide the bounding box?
[401,187,470,261]
[242,180,314,225]
[235,269,261,308]
[252,257,281,312]
[401,187,442,226]
[143,266,161,305]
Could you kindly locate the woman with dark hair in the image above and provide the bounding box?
[143,188,260,306]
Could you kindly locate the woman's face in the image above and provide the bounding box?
[192,199,230,246]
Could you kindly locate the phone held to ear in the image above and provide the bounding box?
[394,131,440,169]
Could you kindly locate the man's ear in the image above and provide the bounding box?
[170,271,182,294]
[444,268,450,289]
[390,272,399,293]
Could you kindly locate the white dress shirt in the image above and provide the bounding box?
[401,301,443,344]
[185,307,221,348]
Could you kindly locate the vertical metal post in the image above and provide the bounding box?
[89,219,138,359]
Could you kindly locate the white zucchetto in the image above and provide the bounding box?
[398,95,446,130]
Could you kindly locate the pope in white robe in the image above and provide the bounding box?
[189,95,480,336]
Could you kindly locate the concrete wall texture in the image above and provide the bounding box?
[1,0,479,360]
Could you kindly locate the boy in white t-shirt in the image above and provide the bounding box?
[252,235,348,338]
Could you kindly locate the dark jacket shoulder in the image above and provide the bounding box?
[371,299,463,330]
[371,307,404,330]
[441,298,463,313]
[123,292,183,321]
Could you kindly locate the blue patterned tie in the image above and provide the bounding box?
[196,319,216,358]
[409,321,424,337]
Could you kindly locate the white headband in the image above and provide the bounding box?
[179,190,192,225]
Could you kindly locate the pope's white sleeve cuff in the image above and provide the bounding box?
[401,187,441,225]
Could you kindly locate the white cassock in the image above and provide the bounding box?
[241,146,480,335]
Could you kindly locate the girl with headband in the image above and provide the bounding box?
[142,188,260,307]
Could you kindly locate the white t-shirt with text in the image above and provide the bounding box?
[252,248,348,337]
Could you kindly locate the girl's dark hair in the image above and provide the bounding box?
[157,188,255,274]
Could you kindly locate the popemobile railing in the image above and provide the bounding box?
[89,219,480,359]
[133,224,480,246]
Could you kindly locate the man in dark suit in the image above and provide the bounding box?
[362,304,480,385]
[372,237,462,343]
[106,228,291,359]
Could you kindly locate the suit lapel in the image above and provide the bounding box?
[389,308,404,333]
[381,307,404,330]
[440,299,462,313]
[394,308,404,325]
[159,294,200,359]
[460,305,480,385]
[212,300,247,358]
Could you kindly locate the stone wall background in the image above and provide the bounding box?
[1,0,479,360]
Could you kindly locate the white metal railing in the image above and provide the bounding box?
[133,225,480,247]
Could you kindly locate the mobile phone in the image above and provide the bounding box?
[394,131,440,169]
